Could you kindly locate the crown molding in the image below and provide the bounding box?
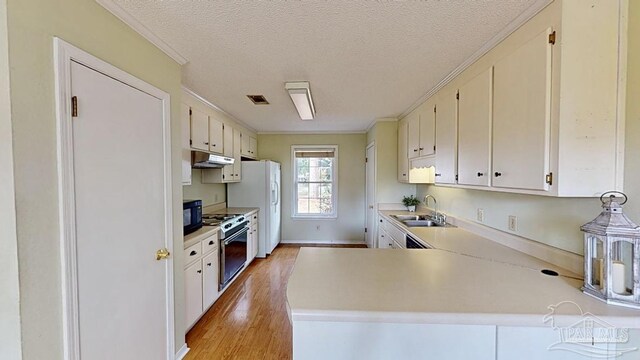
[95,0,188,65]
[365,117,398,133]
[257,130,367,135]
[398,0,553,120]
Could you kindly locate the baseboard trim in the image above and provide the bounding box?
[280,239,365,245]
[446,214,584,276]
[175,343,189,360]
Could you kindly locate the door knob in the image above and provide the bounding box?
[155,248,170,261]
[368,205,374,209]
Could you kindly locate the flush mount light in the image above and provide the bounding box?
[247,95,269,105]
[285,81,315,120]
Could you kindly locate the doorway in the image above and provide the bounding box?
[365,143,376,248]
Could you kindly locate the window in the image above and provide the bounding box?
[292,146,338,218]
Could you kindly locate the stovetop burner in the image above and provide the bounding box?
[202,213,246,228]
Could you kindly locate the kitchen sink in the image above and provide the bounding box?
[392,214,428,221]
[402,219,442,227]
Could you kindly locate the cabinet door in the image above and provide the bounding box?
[419,101,436,157]
[458,68,493,186]
[407,113,420,159]
[252,223,259,259]
[202,251,218,309]
[223,123,233,158]
[492,28,552,191]
[185,261,203,328]
[249,136,258,158]
[378,227,390,249]
[208,116,224,154]
[397,120,409,182]
[241,132,251,157]
[435,90,458,184]
[181,104,192,185]
[190,108,209,151]
[233,129,242,181]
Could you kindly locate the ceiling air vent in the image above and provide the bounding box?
[247,95,269,105]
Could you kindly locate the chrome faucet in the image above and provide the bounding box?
[423,194,445,224]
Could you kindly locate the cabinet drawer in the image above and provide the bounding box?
[250,212,258,225]
[385,222,406,248]
[184,242,202,266]
[201,233,219,254]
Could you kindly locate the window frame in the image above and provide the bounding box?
[291,145,338,219]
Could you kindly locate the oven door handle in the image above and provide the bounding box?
[223,226,249,245]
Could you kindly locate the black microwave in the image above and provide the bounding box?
[183,199,203,235]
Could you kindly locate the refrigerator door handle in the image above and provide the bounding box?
[272,181,279,205]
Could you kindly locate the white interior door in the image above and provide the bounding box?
[70,60,171,360]
[365,144,376,248]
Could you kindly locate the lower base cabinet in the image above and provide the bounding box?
[246,211,259,264]
[184,232,219,330]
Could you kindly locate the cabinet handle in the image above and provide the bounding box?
[435,173,442,177]
[208,240,214,245]
[197,270,202,274]
[207,263,212,266]
[419,147,424,151]
[494,172,502,177]
[379,219,383,223]
[381,234,384,238]
[204,142,209,145]
[190,250,197,256]
[402,173,406,176]
[212,144,216,147]
[477,172,484,177]
[253,216,257,219]
[413,149,418,152]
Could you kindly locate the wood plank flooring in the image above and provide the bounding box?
[185,244,365,360]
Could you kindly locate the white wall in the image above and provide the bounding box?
[0,0,22,358]
[258,133,367,243]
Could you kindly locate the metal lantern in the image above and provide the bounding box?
[581,191,640,309]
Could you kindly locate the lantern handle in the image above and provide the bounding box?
[600,191,627,205]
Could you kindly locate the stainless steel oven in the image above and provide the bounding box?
[219,217,248,290]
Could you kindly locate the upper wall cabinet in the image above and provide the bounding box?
[407,112,420,160]
[458,67,493,187]
[241,133,258,159]
[208,115,224,154]
[397,119,409,183]
[399,0,626,197]
[492,29,552,191]
[406,101,436,160]
[190,108,210,152]
[434,91,457,185]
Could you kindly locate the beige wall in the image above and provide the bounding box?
[6,0,184,359]
[258,134,366,242]
[367,120,416,204]
[417,1,640,256]
[0,0,22,358]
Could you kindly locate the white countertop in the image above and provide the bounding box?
[208,207,259,216]
[286,212,640,328]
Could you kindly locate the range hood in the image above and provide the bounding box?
[191,151,234,169]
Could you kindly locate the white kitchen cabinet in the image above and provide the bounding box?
[457,67,493,187]
[202,251,219,310]
[184,261,203,329]
[397,119,409,183]
[240,132,258,159]
[190,108,209,152]
[407,112,420,160]
[492,28,552,192]
[208,115,224,154]
[418,100,436,157]
[377,227,390,249]
[181,103,192,185]
[434,90,458,185]
[201,123,240,183]
[233,129,242,181]
[247,211,259,263]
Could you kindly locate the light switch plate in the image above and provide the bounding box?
[477,208,485,222]
[508,215,517,232]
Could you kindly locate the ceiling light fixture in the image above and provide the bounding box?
[285,81,315,120]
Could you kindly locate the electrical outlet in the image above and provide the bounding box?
[477,208,485,222]
[508,215,518,232]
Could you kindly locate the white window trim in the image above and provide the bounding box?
[291,145,338,219]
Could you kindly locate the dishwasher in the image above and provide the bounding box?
[406,234,430,249]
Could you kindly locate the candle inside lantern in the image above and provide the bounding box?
[612,261,626,294]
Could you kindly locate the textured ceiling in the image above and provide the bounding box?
[113,1,537,132]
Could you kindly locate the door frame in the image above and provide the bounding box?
[53,38,175,360]
[365,141,376,248]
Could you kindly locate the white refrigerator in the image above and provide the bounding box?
[228,160,281,257]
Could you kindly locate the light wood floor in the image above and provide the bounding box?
[185,244,365,360]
